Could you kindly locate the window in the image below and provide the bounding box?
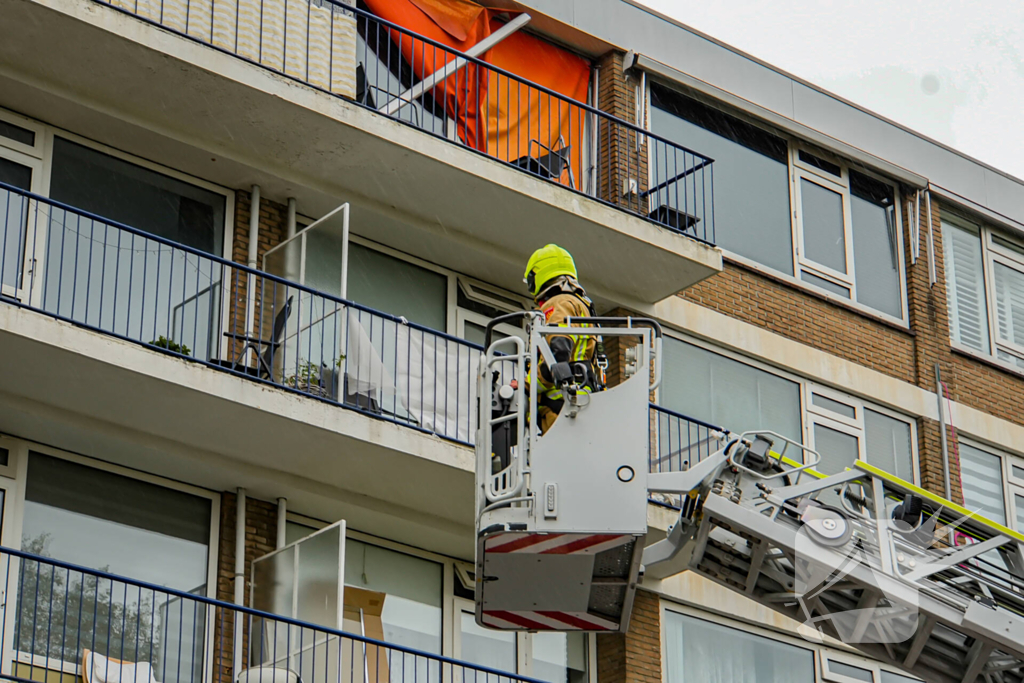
[660,337,802,442]
[663,610,815,683]
[960,442,1010,525]
[821,653,922,683]
[649,86,793,274]
[659,336,917,481]
[794,150,903,318]
[648,86,905,320]
[807,387,915,481]
[19,452,213,680]
[347,242,448,331]
[942,213,1024,369]
[49,137,226,255]
[957,440,1024,532]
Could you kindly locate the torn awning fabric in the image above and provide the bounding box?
[363,0,590,188]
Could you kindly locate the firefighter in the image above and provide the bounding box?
[523,244,605,434]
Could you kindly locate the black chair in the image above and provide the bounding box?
[512,137,575,189]
[222,296,293,379]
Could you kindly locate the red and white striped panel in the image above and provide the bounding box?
[481,609,619,631]
[483,532,632,556]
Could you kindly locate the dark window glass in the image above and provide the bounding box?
[650,85,793,274]
[0,158,32,291]
[798,150,842,177]
[850,170,902,317]
[49,138,225,254]
[0,120,35,147]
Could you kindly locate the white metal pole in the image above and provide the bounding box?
[233,487,247,679]
[381,14,531,117]
[340,204,350,300]
[276,497,287,549]
[246,186,261,343]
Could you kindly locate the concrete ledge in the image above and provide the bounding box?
[0,304,477,556]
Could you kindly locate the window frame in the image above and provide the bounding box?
[820,651,922,683]
[660,601,819,683]
[792,149,857,296]
[339,233,531,341]
[4,434,221,680]
[659,330,920,484]
[957,436,1024,532]
[642,86,909,325]
[805,385,920,484]
[286,511,598,681]
[944,208,1024,370]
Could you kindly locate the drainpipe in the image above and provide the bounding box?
[245,186,261,340]
[286,198,297,240]
[233,487,247,678]
[935,364,953,502]
[276,497,288,549]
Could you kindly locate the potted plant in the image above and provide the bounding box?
[149,336,191,356]
[285,355,345,399]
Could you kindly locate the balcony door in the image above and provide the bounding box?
[0,149,44,305]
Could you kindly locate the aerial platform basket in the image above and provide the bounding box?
[474,314,662,633]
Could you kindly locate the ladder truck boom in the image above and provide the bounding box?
[475,314,1024,683]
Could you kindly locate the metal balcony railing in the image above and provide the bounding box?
[0,181,488,445]
[88,0,716,244]
[0,546,540,683]
[0,182,718,460]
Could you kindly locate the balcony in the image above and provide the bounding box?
[0,544,544,683]
[0,0,721,305]
[0,182,719,553]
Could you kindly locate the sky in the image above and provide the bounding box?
[637,0,1024,179]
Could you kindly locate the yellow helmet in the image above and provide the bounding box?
[524,244,577,298]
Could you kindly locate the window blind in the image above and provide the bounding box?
[942,221,990,353]
[993,260,1024,353]
[959,443,1006,525]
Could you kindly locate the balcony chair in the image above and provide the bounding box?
[221,296,293,379]
[512,136,575,189]
[82,649,158,683]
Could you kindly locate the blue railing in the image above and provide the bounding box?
[88,0,715,244]
[0,181,485,446]
[648,405,726,509]
[0,182,719,458]
[648,404,725,474]
[0,545,540,683]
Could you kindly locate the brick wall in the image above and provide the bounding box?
[597,590,662,683]
[595,52,649,217]
[213,491,279,683]
[227,190,290,358]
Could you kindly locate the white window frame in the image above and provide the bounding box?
[958,437,1024,533]
[792,149,857,297]
[287,511,598,681]
[984,230,1024,365]
[0,105,237,353]
[2,434,221,681]
[341,233,530,341]
[0,108,45,160]
[944,209,1024,371]
[660,601,819,683]
[805,385,920,484]
[659,330,920,483]
[821,651,921,683]
[642,88,909,325]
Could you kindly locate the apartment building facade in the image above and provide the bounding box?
[0,0,1021,682]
